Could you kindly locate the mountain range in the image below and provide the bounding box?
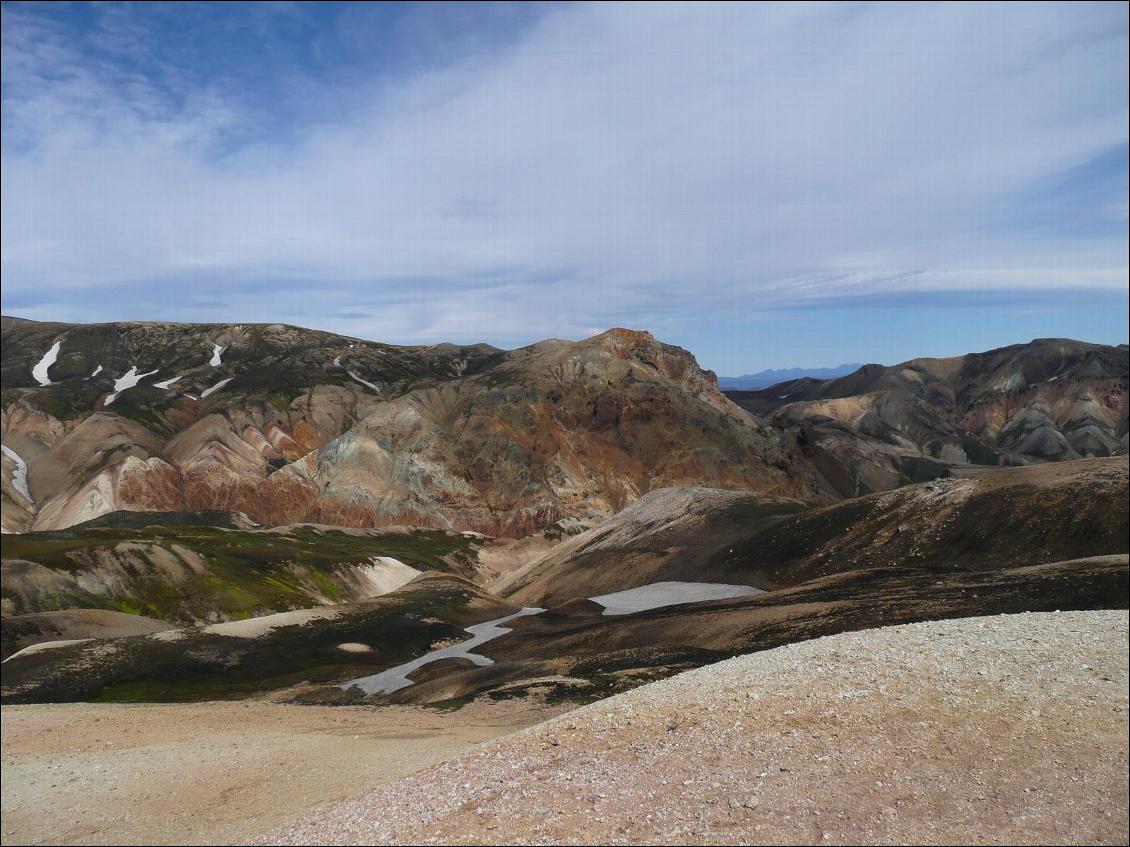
[717,363,863,390]
[725,337,1128,496]
[1,318,810,535]
[5,318,1125,537]
[1,317,1126,708]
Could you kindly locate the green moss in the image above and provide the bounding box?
[425,695,473,711]
[309,570,343,602]
[5,577,486,704]
[1,514,483,630]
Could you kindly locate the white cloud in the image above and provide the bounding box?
[1,2,1127,345]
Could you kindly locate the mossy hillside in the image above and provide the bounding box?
[0,575,509,704]
[1,518,480,621]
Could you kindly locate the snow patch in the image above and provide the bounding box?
[31,341,61,386]
[200,377,234,399]
[347,370,381,392]
[153,375,182,390]
[1,444,34,506]
[590,581,765,616]
[210,344,226,366]
[90,365,103,378]
[332,355,380,392]
[341,607,545,695]
[104,367,159,405]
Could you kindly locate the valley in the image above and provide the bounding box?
[1,318,1127,845]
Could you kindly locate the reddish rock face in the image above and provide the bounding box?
[1,320,812,533]
[5,319,1124,534]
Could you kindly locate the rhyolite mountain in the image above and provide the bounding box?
[726,338,1128,497]
[2,317,822,534]
[3,319,1126,535]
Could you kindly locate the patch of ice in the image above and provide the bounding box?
[184,393,199,401]
[200,377,234,399]
[104,367,159,405]
[779,394,791,400]
[210,344,226,366]
[589,581,766,616]
[341,607,545,696]
[333,355,380,392]
[1,444,34,506]
[153,375,182,390]
[347,370,380,392]
[31,341,62,386]
[90,365,103,378]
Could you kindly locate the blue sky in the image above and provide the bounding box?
[2,2,1127,373]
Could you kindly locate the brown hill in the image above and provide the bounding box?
[726,338,1128,497]
[500,457,1128,607]
[2,319,809,534]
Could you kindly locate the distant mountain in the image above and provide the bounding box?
[718,363,863,390]
[725,338,1129,497]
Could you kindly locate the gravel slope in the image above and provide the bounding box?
[1,699,568,845]
[264,610,1129,845]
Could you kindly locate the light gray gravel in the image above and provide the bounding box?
[260,610,1129,846]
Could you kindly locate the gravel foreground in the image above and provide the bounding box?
[261,610,1130,846]
[1,699,567,845]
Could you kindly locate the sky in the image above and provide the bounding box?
[1,1,1127,374]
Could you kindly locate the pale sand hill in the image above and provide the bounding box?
[265,610,1129,846]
